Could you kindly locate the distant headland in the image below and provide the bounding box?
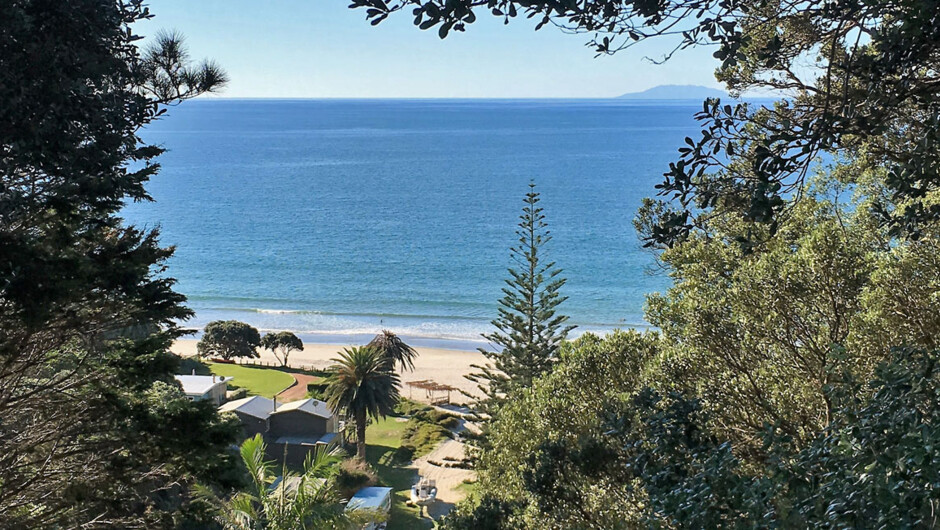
[617,84,728,100]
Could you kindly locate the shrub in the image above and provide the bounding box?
[335,459,378,499]
[226,387,248,401]
[402,420,451,457]
[438,416,461,430]
[393,444,415,463]
[306,382,327,400]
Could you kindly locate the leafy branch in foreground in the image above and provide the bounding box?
[197,434,372,530]
[351,0,940,244]
[1,1,231,526]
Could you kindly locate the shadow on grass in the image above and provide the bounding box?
[366,444,430,530]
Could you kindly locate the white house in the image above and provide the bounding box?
[174,374,231,405]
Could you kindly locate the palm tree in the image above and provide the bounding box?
[196,434,361,530]
[368,330,418,372]
[324,346,400,459]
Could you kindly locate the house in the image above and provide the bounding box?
[346,486,393,530]
[219,395,340,466]
[175,374,231,405]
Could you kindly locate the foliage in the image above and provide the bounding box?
[401,420,452,457]
[467,182,574,418]
[324,346,401,459]
[196,434,360,530]
[368,330,418,372]
[441,331,660,527]
[0,0,234,526]
[513,347,940,529]
[199,321,262,360]
[335,459,379,499]
[351,0,940,244]
[644,190,940,453]
[261,331,304,367]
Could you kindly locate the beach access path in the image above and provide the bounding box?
[172,339,487,405]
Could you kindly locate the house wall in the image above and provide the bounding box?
[269,409,328,437]
[234,412,269,438]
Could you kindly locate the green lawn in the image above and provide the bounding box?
[365,416,431,530]
[207,362,295,398]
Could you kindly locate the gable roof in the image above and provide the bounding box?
[219,396,274,419]
[273,398,333,419]
[218,396,334,420]
[175,375,231,396]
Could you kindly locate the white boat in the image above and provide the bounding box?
[410,478,437,505]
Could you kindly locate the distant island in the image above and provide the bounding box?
[617,84,727,100]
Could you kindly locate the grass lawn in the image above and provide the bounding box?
[206,362,295,398]
[365,416,431,530]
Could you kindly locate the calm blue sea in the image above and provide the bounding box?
[122,99,700,349]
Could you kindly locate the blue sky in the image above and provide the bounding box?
[137,1,724,98]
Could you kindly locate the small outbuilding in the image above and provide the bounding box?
[346,486,393,529]
[174,374,231,405]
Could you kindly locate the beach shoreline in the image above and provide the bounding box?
[172,339,487,404]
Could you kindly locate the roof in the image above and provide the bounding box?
[274,398,333,418]
[346,487,393,511]
[175,375,230,396]
[218,396,335,421]
[218,396,275,419]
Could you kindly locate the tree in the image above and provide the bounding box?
[500,347,940,529]
[368,330,418,372]
[197,434,362,530]
[350,0,940,244]
[447,331,661,528]
[261,331,304,367]
[324,347,400,459]
[0,1,231,526]
[466,182,574,417]
[199,320,262,360]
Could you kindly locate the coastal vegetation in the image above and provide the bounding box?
[6,0,940,527]
[261,331,304,367]
[198,320,263,360]
[196,434,372,529]
[349,0,940,528]
[466,182,574,418]
[0,1,238,526]
[325,346,402,459]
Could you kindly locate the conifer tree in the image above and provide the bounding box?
[467,182,574,417]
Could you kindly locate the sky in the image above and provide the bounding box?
[136,1,725,99]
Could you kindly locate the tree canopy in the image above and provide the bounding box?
[467,182,574,418]
[324,346,401,459]
[261,331,304,367]
[0,1,233,526]
[198,320,262,360]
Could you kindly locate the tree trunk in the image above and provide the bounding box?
[356,408,367,460]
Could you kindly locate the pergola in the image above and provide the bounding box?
[406,379,458,405]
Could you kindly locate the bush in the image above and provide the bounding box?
[335,459,378,499]
[393,444,415,463]
[438,416,461,430]
[394,399,427,416]
[402,420,451,457]
[226,387,248,401]
[306,382,327,400]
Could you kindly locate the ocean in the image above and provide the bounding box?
[122,99,700,350]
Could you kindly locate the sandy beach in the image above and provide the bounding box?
[172,339,487,404]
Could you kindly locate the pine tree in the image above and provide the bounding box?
[467,182,574,417]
